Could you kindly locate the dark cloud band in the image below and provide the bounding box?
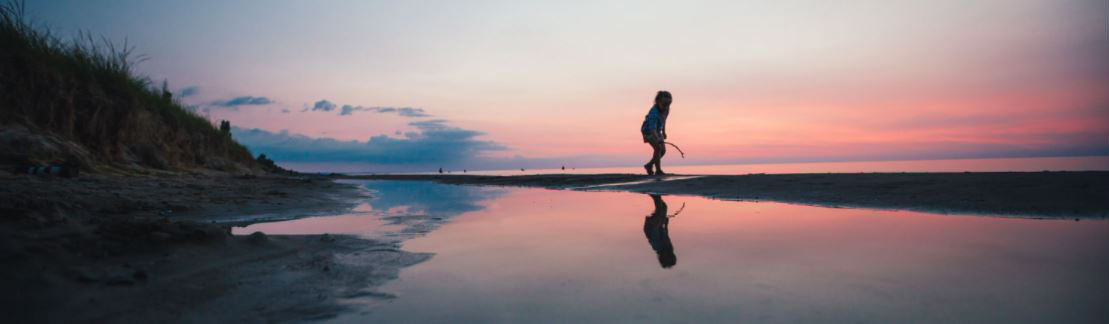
[230,120,506,165]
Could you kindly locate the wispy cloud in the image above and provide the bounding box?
[178,86,199,98]
[211,95,273,107]
[339,105,430,117]
[311,98,430,117]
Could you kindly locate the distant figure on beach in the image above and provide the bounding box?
[644,194,676,268]
[438,167,443,174]
[641,91,672,175]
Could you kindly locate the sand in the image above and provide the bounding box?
[343,171,1109,218]
[1,173,428,322]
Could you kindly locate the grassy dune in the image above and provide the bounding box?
[0,1,258,172]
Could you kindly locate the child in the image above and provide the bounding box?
[641,91,672,175]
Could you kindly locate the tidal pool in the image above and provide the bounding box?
[236,180,1108,323]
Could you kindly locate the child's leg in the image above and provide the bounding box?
[648,140,664,173]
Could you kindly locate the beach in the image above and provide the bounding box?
[3,170,1107,322]
[344,171,1109,218]
[1,173,427,322]
[7,1,1108,321]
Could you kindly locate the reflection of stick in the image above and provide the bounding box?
[668,202,686,218]
[664,142,685,158]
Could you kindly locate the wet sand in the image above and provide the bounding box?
[343,171,1109,218]
[1,173,427,322]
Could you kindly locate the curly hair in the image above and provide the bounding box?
[655,90,672,103]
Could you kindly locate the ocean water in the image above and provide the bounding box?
[340,156,1109,176]
[235,180,1108,323]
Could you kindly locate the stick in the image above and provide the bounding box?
[664,142,685,158]
[667,202,686,218]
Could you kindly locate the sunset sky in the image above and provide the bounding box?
[29,0,1109,171]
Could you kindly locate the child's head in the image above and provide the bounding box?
[655,90,672,110]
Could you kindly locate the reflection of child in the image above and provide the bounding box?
[644,194,676,268]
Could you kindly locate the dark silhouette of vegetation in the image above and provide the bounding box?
[255,153,292,174]
[0,1,257,172]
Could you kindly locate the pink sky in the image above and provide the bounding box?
[31,0,1109,170]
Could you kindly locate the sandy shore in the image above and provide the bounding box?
[1,173,366,223]
[343,171,1109,218]
[4,170,1105,321]
[1,173,428,322]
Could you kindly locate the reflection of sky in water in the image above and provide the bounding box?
[361,180,504,217]
[233,180,504,240]
[361,180,505,239]
[237,181,1108,323]
[334,187,1109,323]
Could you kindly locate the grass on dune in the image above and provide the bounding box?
[0,1,259,171]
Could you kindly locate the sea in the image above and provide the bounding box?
[343,155,1109,176]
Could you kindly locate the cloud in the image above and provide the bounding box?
[338,104,430,117]
[308,99,431,117]
[178,86,199,98]
[396,107,430,117]
[312,99,336,112]
[339,105,357,116]
[230,120,506,166]
[211,96,273,107]
[408,119,449,129]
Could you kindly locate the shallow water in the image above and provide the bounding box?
[235,180,1109,323]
